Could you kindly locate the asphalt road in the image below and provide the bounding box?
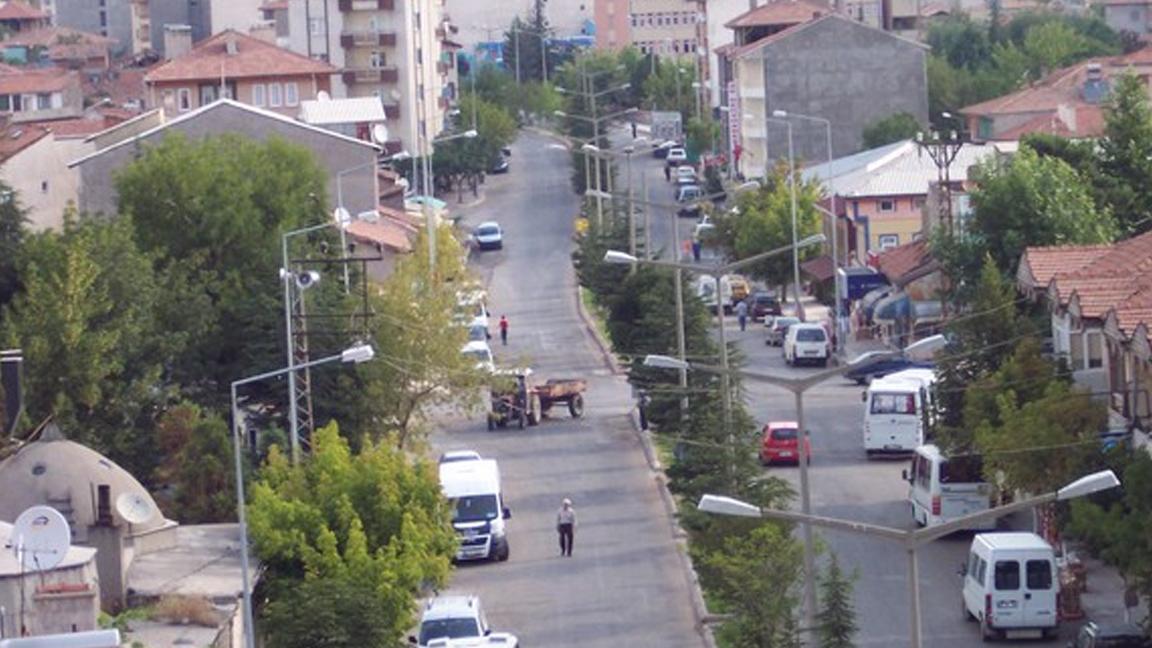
[432,131,706,648]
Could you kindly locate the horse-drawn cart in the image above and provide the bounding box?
[487,369,587,430]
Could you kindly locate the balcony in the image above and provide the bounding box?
[341,67,399,85]
[339,31,397,48]
[337,0,394,10]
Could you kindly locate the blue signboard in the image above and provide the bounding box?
[837,267,889,301]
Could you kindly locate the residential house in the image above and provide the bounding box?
[52,0,261,57]
[1,26,115,71]
[143,29,335,118]
[0,1,49,34]
[959,48,1152,141]
[69,98,381,221]
[0,64,84,122]
[1017,233,1152,437]
[718,10,929,180]
[801,138,1004,259]
[282,0,454,155]
[1103,0,1152,42]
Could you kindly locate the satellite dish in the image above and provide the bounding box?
[316,90,331,101]
[372,124,389,145]
[11,505,70,571]
[333,206,352,226]
[388,88,402,101]
[116,492,156,525]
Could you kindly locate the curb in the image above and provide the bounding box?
[573,284,624,376]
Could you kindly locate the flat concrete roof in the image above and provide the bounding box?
[126,524,258,603]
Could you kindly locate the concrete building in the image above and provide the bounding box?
[0,1,49,34]
[69,98,381,219]
[594,0,631,49]
[0,520,100,638]
[51,0,135,55]
[720,10,928,177]
[0,26,116,71]
[143,29,335,118]
[1103,0,1152,41]
[0,64,83,123]
[445,0,594,56]
[628,0,701,57]
[283,0,454,156]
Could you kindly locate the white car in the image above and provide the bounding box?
[461,340,495,372]
[412,595,519,648]
[438,450,482,464]
[674,165,697,183]
[783,322,830,366]
[472,222,503,250]
[666,147,688,165]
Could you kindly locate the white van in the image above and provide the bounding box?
[783,323,830,367]
[961,532,1059,641]
[904,444,994,528]
[439,459,511,562]
[695,274,733,314]
[862,369,936,456]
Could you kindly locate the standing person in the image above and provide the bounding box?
[556,498,577,556]
[498,315,509,346]
[735,298,749,332]
[664,163,671,182]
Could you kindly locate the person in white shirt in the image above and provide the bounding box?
[556,498,577,556]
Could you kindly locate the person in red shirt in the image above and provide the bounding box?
[498,315,509,346]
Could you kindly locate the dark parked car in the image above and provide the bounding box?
[490,155,509,174]
[1069,621,1150,648]
[652,140,680,158]
[749,292,781,320]
[842,357,935,385]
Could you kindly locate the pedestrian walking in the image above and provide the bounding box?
[735,299,749,331]
[498,315,509,346]
[556,498,577,556]
[664,163,671,182]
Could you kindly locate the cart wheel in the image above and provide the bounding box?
[569,394,585,418]
[528,395,541,426]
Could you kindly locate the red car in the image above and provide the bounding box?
[759,421,811,465]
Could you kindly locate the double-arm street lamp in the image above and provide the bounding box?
[698,468,1121,648]
[605,234,826,488]
[509,26,550,84]
[230,342,376,648]
[555,104,638,227]
[764,115,804,317]
[644,333,948,637]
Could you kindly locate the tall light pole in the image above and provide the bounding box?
[280,223,329,465]
[555,102,636,228]
[509,26,549,83]
[422,129,478,278]
[698,467,1121,648]
[335,159,385,294]
[646,333,948,639]
[765,116,802,317]
[230,343,376,648]
[605,234,826,489]
[774,110,841,350]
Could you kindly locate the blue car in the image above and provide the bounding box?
[843,358,935,385]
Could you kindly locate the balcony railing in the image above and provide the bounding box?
[337,0,394,11]
[340,31,397,48]
[341,67,399,85]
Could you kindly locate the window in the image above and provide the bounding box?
[309,17,324,35]
[914,455,931,490]
[0,95,9,111]
[36,93,51,110]
[252,84,266,106]
[1026,560,1052,590]
[284,82,298,106]
[878,199,895,212]
[994,560,1020,590]
[1086,331,1104,369]
[967,553,980,581]
[940,455,983,483]
[976,557,987,585]
[878,234,899,249]
[268,83,282,107]
[870,393,916,415]
[99,9,106,26]
[162,89,175,110]
[370,50,386,68]
[199,84,218,105]
[177,87,192,111]
[40,180,48,193]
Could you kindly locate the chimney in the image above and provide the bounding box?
[162,24,193,60]
[1,349,22,437]
[225,32,239,55]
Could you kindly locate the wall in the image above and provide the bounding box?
[148,75,331,117]
[148,0,211,56]
[0,562,100,636]
[54,0,134,55]
[1105,3,1150,36]
[594,0,631,49]
[762,16,928,161]
[705,0,750,106]
[849,195,923,251]
[74,101,379,218]
[208,0,265,36]
[0,134,89,231]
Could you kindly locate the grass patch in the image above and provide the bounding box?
[580,286,612,348]
[652,433,677,471]
[151,595,220,627]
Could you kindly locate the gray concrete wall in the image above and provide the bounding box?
[76,102,379,217]
[149,0,212,56]
[762,16,928,162]
[1105,3,1150,36]
[54,0,134,56]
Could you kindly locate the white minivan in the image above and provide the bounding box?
[439,458,511,562]
[862,369,936,456]
[783,323,830,367]
[904,444,994,528]
[961,532,1059,641]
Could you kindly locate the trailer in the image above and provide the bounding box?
[487,369,587,430]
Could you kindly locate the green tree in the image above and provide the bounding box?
[702,523,804,648]
[1100,71,1152,234]
[969,146,1115,274]
[640,58,697,120]
[114,133,328,401]
[861,112,922,149]
[435,99,517,201]
[154,403,235,523]
[816,555,859,648]
[0,183,27,319]
[502,1,556,84]
[248,423,456,645]
[263,576,394,648]
[1021,22,1093,76]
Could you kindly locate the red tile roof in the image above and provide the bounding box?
[0,1,47,21]
[0,123,49,163]
[992,105,1107,140]
[0,66,78,94]
[800,255,836,282]
[144,29,336,83]
[876,239,933,283]
[346,213,413,253]
[1019,243,1112,288]
[725,0,829,28]
[30,111,129,138]
[83,67,148,107]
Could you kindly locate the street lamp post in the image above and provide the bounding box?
[645,333,948,639]
[509,26,549,83]
[605,234,827,488]
[230,343,376,648]
[698,468,1121,648]
[422,129,478,278]
[555,103,637,228]
[765,116,802,318]
[773,110,841,352]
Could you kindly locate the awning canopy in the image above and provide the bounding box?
[912,300,943,324]
[874,292,911,324]
[860,286,893,319]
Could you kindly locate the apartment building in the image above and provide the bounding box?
[444,0,594,55]
[284,0,454,155]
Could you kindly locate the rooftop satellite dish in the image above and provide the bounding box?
[372,123,389,145]
[316,90,331,101]
[116,492,156,525]
[11,505,70,572]
[333,206,352,227]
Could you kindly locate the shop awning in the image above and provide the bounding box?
[874,292,911,324]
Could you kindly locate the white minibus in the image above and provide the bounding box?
[904,444,994,528]
[862,369,936,455]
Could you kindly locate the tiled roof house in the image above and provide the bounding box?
[1,26,116,70]
[0,64,83,122]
